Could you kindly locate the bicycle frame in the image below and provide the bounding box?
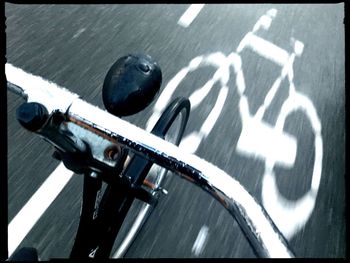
[7,66,294,258]
[70,98,190,259]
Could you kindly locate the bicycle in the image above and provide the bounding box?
[146,8,323,240]
[6,53,294,259]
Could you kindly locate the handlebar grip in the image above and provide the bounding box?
[16,102,49,132]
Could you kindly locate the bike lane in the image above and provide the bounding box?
[5,4,345,259]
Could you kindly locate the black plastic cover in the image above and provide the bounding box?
[102,53,162,117]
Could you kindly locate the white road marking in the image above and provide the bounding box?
[200,85,228,137]
[236,118,297,168]
[179,132,203,153]
[262,92,323,239]
[8,163,74,256]
[237,33,290,66]
[179,83,228,153]
[293,40,304,56]
[148,7,323,241]
[72,28,86,39]
[252,14,273,32]
[262,165,317,239]
[189,79,216,108]
[178,4,205,28]
[150,52,230,154]
[234,8,323,240]
[6,64,77,256]
[191,225,209,256]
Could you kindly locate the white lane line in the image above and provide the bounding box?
[6,64,77,256]
[178,4,205,28]
[8,163,74,256]
[191,225,209,256]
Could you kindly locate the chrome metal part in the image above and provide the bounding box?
[159,188,168,195]
[65,122,119,168]
[68,99,294,258]
[6,64,79,113]
[6,74,294,258]
[90,171,99,179]
[7,81,27,100]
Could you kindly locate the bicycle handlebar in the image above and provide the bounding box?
[6,64,294,258]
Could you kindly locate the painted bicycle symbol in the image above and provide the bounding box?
[146,8,323,240]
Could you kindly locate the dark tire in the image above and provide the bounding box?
[8,247,39,261]
[110,97,190,258]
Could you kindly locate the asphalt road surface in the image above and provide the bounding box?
[5,4,345,259]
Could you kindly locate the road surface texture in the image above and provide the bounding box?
[6,4,345,259]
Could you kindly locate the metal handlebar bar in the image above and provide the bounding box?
[6,63,294,258]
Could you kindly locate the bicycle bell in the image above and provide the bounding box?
[102,53,162,117]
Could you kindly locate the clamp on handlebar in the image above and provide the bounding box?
[15,102,128,184]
